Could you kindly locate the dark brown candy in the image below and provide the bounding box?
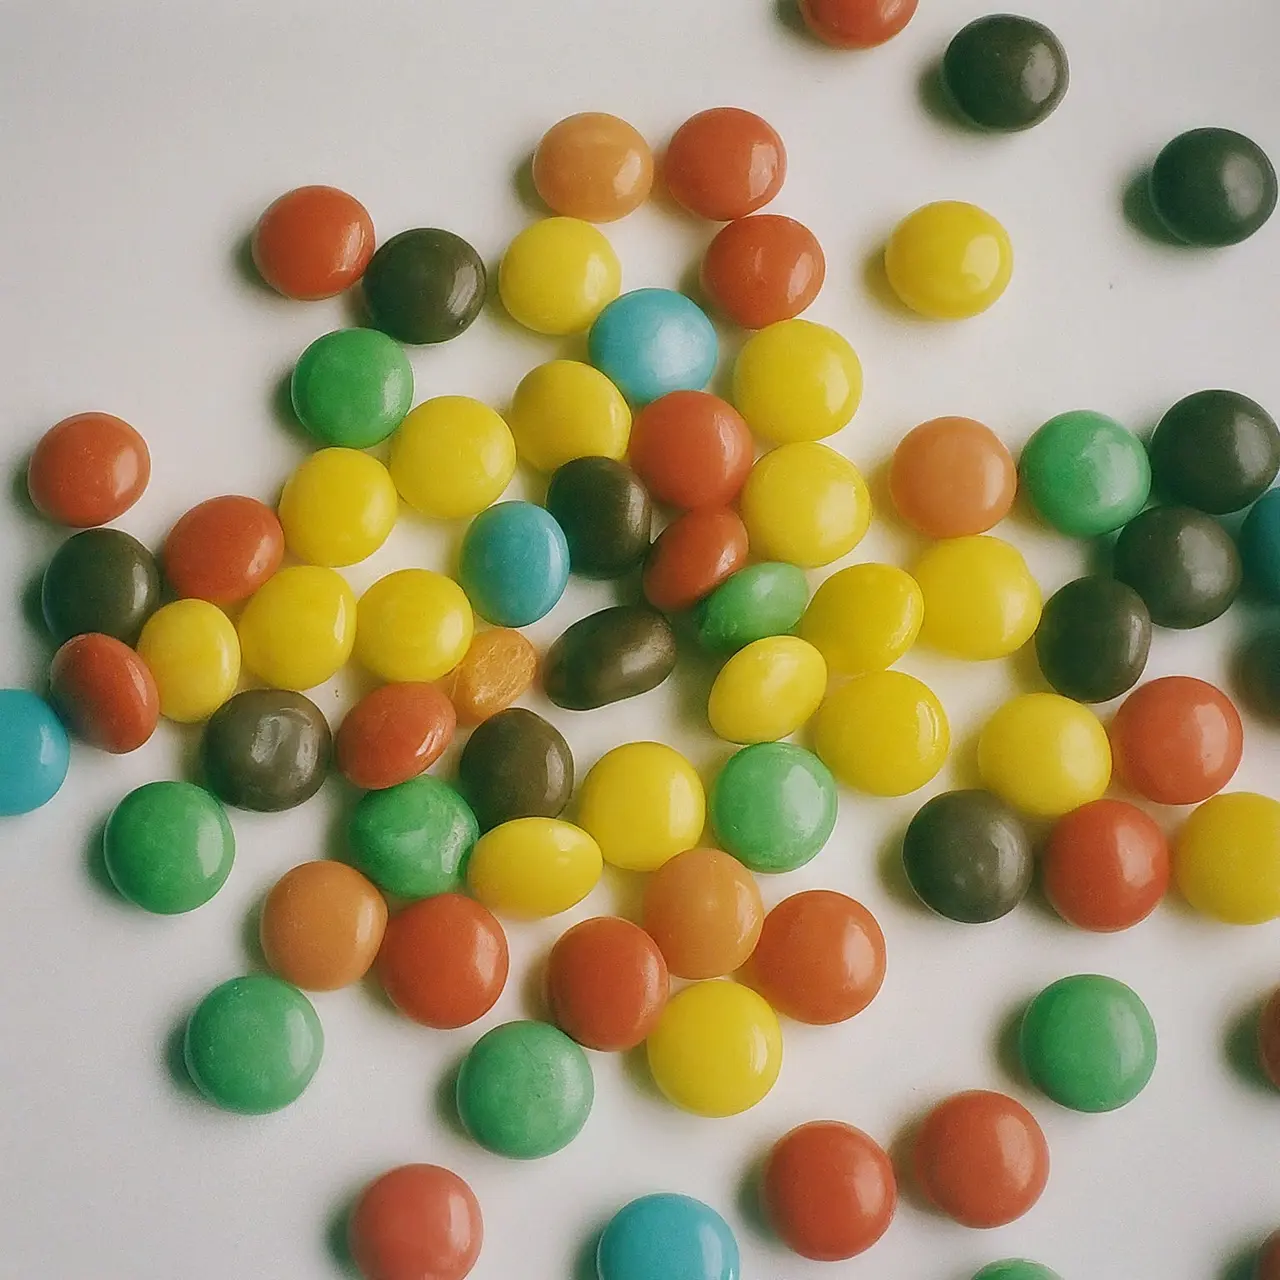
[362,228,486,345]
[456,707,574,831]
[544,456,652,579]
[542,604,677,710]
[41,528,160,644]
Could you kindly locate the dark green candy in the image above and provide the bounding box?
[544,456,652,579]
[362,228,486,344]
[543,604,677,710]
[1034,577,1151,703]
[693,562,808,653]
[42,528,160,644]
[457,707,574,831]
[942,14,1068,132]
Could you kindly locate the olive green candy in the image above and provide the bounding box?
[544,456,652,579]
[456,707,573,832]
[41,528,160,644]
[1034,577,1150,703]
[543,604,677,710]
[693,562,808,654]
[362,228,486,344]
[942,14,1068,132]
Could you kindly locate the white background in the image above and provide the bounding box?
[1,1,1279,1277]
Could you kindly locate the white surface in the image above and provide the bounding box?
[1,1,1279,1277]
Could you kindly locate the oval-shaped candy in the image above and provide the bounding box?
[799,0,918,47]
[799,563,922,675]
[544,456,651,579]
[49,632,159,752]
[508,359,631,473]
[597,1194,739,1280]
[972,1263,1060,1280]
[643,507,748,612]
[355,569,474,683]
[942,14,1069,131]
[290,328,412,449]
[707,635,826,744]
[251,184,374,299]
[163,495,284,605]
[532,112,654,223]
[42,528,160,645]
[456,707,574,831]
[543,605,676,710]
[467,817,602,918]
[1174,792,1280,924]
[278,447,398,567]
[136,599,241,723]
[458,502,570,626]
[1258,992,1280,1092]
[664,107,786,221]
[28,412,150,528]
[499,216,621,335]
[0,690,70,816]
[694,562,809,654]
[703,215,825,329]
[237,564,356,690]
[336,682,456,790]
[443,628,537,723]
[629,391,754,510]
[1034,577,1150,703]
[362,227,486,344]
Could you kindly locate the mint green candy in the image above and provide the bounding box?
[973,1263,1061,1280]
[693,562,809,653]
[291,328,413,448]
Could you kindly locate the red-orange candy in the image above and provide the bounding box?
[629,391,755,510]
[48,633,158,753]
[799,0,919,47]
[642,507,749,611]
[532,112,654,223]
[441,628,538,724]
[251,185,375,300]
[163,495,285,605]
[701,215,825,329]
[546,916,669,1051]
[336,683,456,791]
[663,108,786,221]
[1257,990,1280,1091]
[28,412,150,528]
[1258,1230,1280,1280]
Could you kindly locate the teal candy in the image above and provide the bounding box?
[597,1193,740,1280]
[290,328,413,448]
[458,501,570,627]
[0,689,70,817]
[1241,489,1280,601]
[694,562,809,653]
[973,1263,1062,1280]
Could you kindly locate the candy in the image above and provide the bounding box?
[183,975,323,1114]
[972,1264,1061,1280]
[942,15,1069,131]
[458,502,569,626]
[201,689,332,812]
[27,412,150,527]
[628,391,753,510]
[0,690,69,816]
[1173,792,1280,924]
[103,781,234,913]
[289,328,413,448]
[41,528,160,644]
[642,507,749,611]
[507,359,631,472]
[664,107,786,221]
[260,861,387,990]
[596,1194,739,1280]
[1034,577,1150,703]
[237,564,356,689]
[543,604,676,710]
[702,215,824,329]
[250,185,374,300]
[577,741,704,872]
[455,1020,593,1158]
[136,599,241,722]
[1260,1235,1280,1280]
[49,633,159,752]
[1257,989,1280,1090]
[162,495,284,604]
[707,635,826,744]
[799,562,922,675]
[335,682,455,791]
[443,628,537,723]
[531,112,654,222]
[277,447,398,567]
[1240,490,1280,601]
[646,980,781,1116]
[456,707,573,831]
[732,319,861,444]
[544,456,652,579]
[467,817,602,918]
[377,893,508,1028]
[362,227,486,344]
[355,569,473,683]
[498,216,621,335]
[694,562,808,654]
[798,0,918,48]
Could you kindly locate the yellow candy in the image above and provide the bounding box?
[646,980,782,1117]
[499,217,621,335]
[914,535,1041,660]
[467,817,602,919]
[576,741,705,872]
[1174,793,1280,925]
[136,599,240,723]
[732,318,862,444]
[813,670,949,796]
[800,563,923,676]
[707,636,826,744]
[355,569,473,683]
[741,443,871,568]
[507,359,631,473]
[237,565,356,691]
[978,692,1110,818]
[277,447,398,567]
[884,200,1013,320]
[389,396,516,520]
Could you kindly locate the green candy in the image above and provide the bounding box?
[184,975,323,1114]
[456,1021,593,1159]
[103,781,234,914]
[973,1263,1061,1280]
[1020,973,1156,1112]
[347,775,478,899]
[693,562,809,653]
[290,328,413,448]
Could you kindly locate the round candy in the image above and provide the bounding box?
[1149,128,1277,247]
[136,599,240,723]
[577,741,704,872]
[290,329,412,449]
[889,416,1016,538]
[913,1090,1049,1228]
[628,391,753,509]
[468,817,602,918]
[42,528,160,645]
[1174,792,1280,924]
[694,562,809,654]
[642,507,748,612]
[814,671,949,797]
[532,112,654,222]
[884,202,1013,320]
[202,689,331,812]
[184,975,322,1114]
[49,632,159,752]
[747,889,885,1024]
[643,847,764,980]
[260,861,387,990]
[348,776,478,900]
[646,980,781,1116]
[1113,505,1241,629]
[545,457,651,579]
[251,185,374,299]
[335,682,456,790]
[456,1020,593,1158]
[458,502,569,627]
[103,781,233,913]
[972,1263,1061,1280]
[362,227,486,344]
[443,628,537,723]
[1034,577,1150,703]
[762,1121,896,1261]
[543,605,677,710]
[457,707,573,831]
[1020,974,1157,1112]
[547,916,669,1052]
[507,359,631,472]
[499,217,621,335]
[710,742,837,873]
[237,564,355,690]
[799,562,923,675]
[708,636,826,744]
[1257,990,1280,1091]
[378,893,508,1028]
[733,319,860,444]
[1043,800,1169,932]
[942,14,1069,131]
[1241,489,1280,602]
[598,1195,738,1280]
[588,289,718,406]
[348,1164,483,1280]
[798,0,917,47]
[741,443,871,567]
[702,215,824,329]
[664,108,786,221]
[901,790,1033,924]
[28,411,150,527]
[163,496,284,605]
[0,690,69,816]
[979,693,1110,817]
[356,569,473,684]
[278,447,397,567]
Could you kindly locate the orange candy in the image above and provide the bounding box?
[251,185,375,300]
[27,412,150,528]
[163,495,285,605]
[701,215,825,329]
[629,392,755,510]
[442,628,538,723]
[48,632,159,754]
[663,108,787,221]
[532,112,654,222]
[336,683,456,791]
[799,0,919,47]
[643,507,749,612]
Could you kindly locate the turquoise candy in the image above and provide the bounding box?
[1241,489,1280,601]
[597,1193,740,1280]
[457,501,570,627]
[694,562,808,653]
[589,289,718,406]
[290,328,413,448]
[0,689,70,816]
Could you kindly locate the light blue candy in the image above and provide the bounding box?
[596,1193,739,1280]
[1240,488,1280,601]
[458,501,570,626]
[0,689,70,817]
[588,289,718,405]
